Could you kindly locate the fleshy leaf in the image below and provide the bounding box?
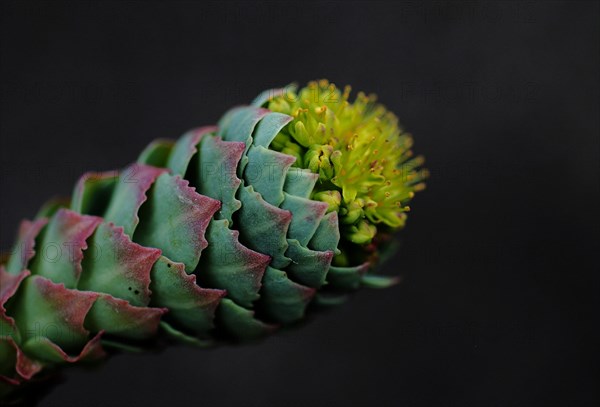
[283,168,319,199]
[30,209,101,288]
[196,136,245,224]
[308,211,341,254]
[326,262,370,290]
[313,292,350,307]
[6,218,48,274]
[258,267,315,324]
[285,240,333,288]
[167,126,216,176]
[251,85,296,108]
[360,274,401,288]
[35,197,70,219]
[103,164,166,237]
[10,276,99,352]
[218,106,269,174]
[0,268,30,339]
[137,139,175,167]
[158,321,215,348]
[216,299,275,341]
[22,332,105,364]
[78,222,161,307]
[150,256,225,337]
[236,186,291,269]
[245,145,295,207]
[251,112,293,148]
[84,295,166,340]
[280,194,329,247]
[0,337,43,380]
[197,219,269,308]
[71,171,118,216]
[135,174,220,271]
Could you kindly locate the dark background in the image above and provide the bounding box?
[1,1,598,406]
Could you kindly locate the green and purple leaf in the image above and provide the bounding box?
[134,174,220,271]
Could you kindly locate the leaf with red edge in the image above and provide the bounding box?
[308,211,341,255]
[283,168,319,199]
[0,267,30,339]
[0,337,43,380]
[285,240,334,288]
[22,331,105,364]
[167,126,216,177]
[236,185,292,269]
[103,164,167,237]
[30,209,101,289]
[135,173,220,272]
[280,193,329,247]
[9,276,99,353]
[217,106,270,174]
[78,222,161,307]
[245,145,296,207]
[195,136,245,225]
[6,219,48,274]
[197,219,270,308]
[0,337,42,380]
[137,139,175,167]
[216,299,276,341]
[258,266,315,324]
[70,171,118,216]
[150,256,225,337]
[84,294,166,340]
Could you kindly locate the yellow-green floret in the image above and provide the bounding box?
[267,80,428,248]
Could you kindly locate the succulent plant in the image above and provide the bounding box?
[0,80,426,403]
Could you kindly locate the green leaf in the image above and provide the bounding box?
[134,174,219,272]
[216,299,274,341]
[258,267,314,324]
[102,164,166,237]
[78,222,161,307]
[280,193,328,247]
[150,256,224,336]
[195,135,244,225]
[30,209,101,288]
[159,321,215,348]
[245,145,295,207]
[21,332,104,364]
[218,106,269,175]
[196,220,269,308]
[360,274,401,288]
[308,211,341,255]
[137,139,174,167]
[251,85,296,108]
[6,219,47,274]
[251,112,292,148]
[10,276,98,352]
[285,239,333,288]
[326,263,370,290]
[282,168,318,199]
[166,127,215,177]
[71,171,117,216]
[236,186,291,269]
[85,294,166,340]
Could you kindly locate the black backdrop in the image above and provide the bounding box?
[1,2,598,407]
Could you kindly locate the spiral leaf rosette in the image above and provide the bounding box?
[0,80,427,402]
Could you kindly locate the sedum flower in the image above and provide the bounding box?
[266,80,427,249]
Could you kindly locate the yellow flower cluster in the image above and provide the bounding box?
[268,80,427,246]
